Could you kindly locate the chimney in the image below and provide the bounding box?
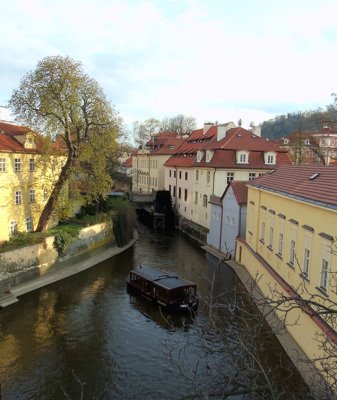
[203,122,214,135]
[217,122,236,141]
[251,124,262,137]
[217,125,227,141]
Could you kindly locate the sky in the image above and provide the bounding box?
[1,0,337,133]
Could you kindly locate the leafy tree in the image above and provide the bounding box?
[9,56,121,232]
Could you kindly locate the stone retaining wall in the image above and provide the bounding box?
[0,221,115,292]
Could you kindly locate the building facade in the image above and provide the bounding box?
[132,132,185,194]
[165,122,292,231]
[207,181,248,257]
[0,122,65,242]
[236,165,337,388]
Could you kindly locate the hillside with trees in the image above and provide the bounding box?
[261,99,337,139]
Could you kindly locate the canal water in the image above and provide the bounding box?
[0,224,307,399]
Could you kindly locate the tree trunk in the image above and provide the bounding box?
[35,152,75,232]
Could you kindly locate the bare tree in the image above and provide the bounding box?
[163,257,313,400]
[161,114,196,136]
[132,118,161,148]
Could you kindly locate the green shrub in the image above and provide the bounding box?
[53,231,75,255]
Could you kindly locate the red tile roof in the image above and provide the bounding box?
[0,121,66,154]
[165,125,292,168]
[0,122,39,152]
[248,165,337,208]
[136,132,185,156]
[122,157,132,167]
[229,181,248,205]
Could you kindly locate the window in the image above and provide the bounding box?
[178,187,181,199]
[265,152,276,165]
[174,170,176,178]
[0,158,6,172]
[289,240,296,265]
[9,221,17,235]
[29,189,36,203]
[249,173,256,180]
[320,259,329,292]
[303,248,310,277]
[169,184,171,194]
[169,170,172,178]
[184,189,188,201]
[14,158,22,172]
[206,171,211,184]
[225,215,230,224]
[239,153,247,163]
[269,226,273,248]
[15,191,22,205]
[196,170,199,182]
[26,217,33,232]
[185,172,188,180]
[267,155,274,164]
[179,171,182,179]
[261,221,266,242]
[173,186,176,197]
[29,158,35,171]
[203,194,208,207]
[278,233,284,256]
[230,217,234,226]
[194,191,198,204]
[227,172,234,184]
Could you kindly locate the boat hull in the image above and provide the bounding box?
[127,282,198,313]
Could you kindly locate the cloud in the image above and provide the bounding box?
[0,0,336,129]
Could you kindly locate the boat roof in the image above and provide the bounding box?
[130,267,196,290]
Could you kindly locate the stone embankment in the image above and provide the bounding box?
[0,222,137,308]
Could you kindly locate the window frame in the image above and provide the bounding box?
[15,190,22,205]
[14,158,22,172]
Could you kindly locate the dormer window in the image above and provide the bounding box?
[283,138,289,145]
[304,139,310,146]
[206,150,214,163]
[196,150,203,162]
[24,133,36,149]
[264,151,276,165]
[236,151,249,164]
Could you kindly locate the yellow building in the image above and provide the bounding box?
[132,132,185,194]
[235,165,337,390]
[0,122,65,242]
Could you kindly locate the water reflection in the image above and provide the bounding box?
[0,224,308,400]
[128,292,196,331]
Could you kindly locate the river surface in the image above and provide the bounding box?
[0,224,307,399]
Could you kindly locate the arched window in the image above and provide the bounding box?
[203,194,208,207]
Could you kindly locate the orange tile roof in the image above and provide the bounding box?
[248,165,337,208]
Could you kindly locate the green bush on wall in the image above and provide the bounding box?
[53,231,75,255]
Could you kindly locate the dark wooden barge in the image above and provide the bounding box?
[127,266,199,313]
